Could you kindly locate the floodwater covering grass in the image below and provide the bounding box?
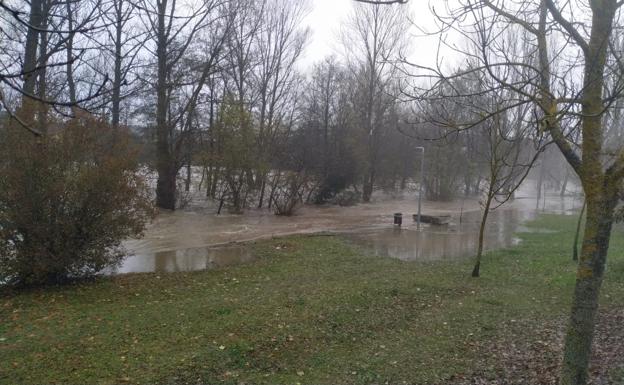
[1,215,624,384]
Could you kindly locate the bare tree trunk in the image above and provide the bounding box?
[36,1,49,132]
[536,163,544,211]
[573,200,586,262]
[472,192,493,278]
[560,3,619,382]
[217,189,226,215]
[206,84,216,197]
[258,174,267,208]
[363,162,375,202]
[561,195,617,384]
[363,178,373,202]
[561,170,570,197]
[198,166,206,192]
[155,0,176,210]
[268,171,282,210]
[111,0,124,128]
[185,162,192,192]
[205,168,212,197]
[210,168,219,198]
[20,0,45,125]
[22,0,44,99]
[65,0,77,109]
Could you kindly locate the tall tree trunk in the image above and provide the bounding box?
[185,162,192,192]
[206,87,216,198]
[258,174,267,208]
[22,0,43,98]
[111,0,124,128]
[156,166,177,211]
[561,3,619,382]
[65,0,77,110]
[536,163,544,211]
[36,1,49,133]
[20,0,44,124]
[155,0,176,210]
[362,135,376,203]
[561,194,617,384]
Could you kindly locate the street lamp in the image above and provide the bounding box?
[415,146,425,229]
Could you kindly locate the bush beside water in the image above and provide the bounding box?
[0,117,153,286]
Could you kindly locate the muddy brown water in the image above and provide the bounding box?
[109,186,584,275]
[344,207,534,262]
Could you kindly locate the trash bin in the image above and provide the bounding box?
[394,213,403,226]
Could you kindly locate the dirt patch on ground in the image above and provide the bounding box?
[449,309,624,384]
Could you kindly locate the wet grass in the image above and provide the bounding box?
[1,214,624,384]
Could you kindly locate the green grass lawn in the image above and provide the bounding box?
[2,215,624,384]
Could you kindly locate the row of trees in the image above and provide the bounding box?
[158,0,422,212]
[1,0,529,215]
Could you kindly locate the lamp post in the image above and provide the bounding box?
[415,146,425,229]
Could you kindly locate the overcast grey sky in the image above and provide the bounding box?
[301,0,456,70]
[301,0,351,63]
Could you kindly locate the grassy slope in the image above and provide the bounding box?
[1,215,624,385]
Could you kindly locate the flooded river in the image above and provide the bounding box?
[110,185,584,275]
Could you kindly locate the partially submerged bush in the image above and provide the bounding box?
[0,117,153,286]
[272,171,308,216]
[330,190,360,207]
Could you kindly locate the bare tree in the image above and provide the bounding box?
[137,0,233,210]
[341,1,409,202]
[95,0,145,128]
[469,90,543,277]
[0,0,108,133]
[252,0,310,208]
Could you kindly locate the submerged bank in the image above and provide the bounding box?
[114,185,583,275]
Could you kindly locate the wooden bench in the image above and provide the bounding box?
[412,214,451,225]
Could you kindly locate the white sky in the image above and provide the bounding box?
[301,0,352,64]
[301,0,460,70]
